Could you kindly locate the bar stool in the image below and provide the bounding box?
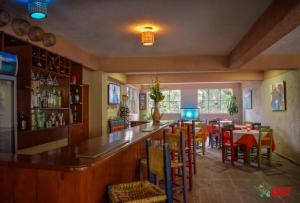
[163,130,188,202]
[108,141,173,203]
[139,138,163,181]
[172,124,193,191]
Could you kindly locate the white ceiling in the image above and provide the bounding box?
[264,26,300,54]
[7,0,272,58]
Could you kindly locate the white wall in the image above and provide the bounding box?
[242,70,300,164]
[181,89,198,108]
[158,84,243,122]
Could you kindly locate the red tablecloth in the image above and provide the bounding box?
[235,133,276,151]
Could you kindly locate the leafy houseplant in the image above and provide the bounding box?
[226,95,238,116]
[149,78,165,123]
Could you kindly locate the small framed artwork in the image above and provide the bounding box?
[244,89,252,109]
[271,81,286,111]
[139,93,147,110]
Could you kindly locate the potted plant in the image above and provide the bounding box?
[226,95,238,117]
[149,78,165,124]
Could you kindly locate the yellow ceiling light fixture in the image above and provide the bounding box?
[141,26,155,46]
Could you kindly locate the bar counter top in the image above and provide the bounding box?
[0,121,173,171]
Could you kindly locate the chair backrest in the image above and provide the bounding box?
[172,125,191,145]
[223,123,235,129]
[195,122,206,134]
[163,130,185,153]
[243,121,253,125]
[260,125,270,129]
[252,122,261,130]
[146,140,173,202]
[221,128,233,146]
[258,128,273,149]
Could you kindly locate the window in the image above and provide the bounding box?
[126,86,138,114]
[198,88,233,113]
[147,90,181,113]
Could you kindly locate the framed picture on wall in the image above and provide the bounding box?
[271,81,286,111]
[139,93,147,110]
[244,89,252,109]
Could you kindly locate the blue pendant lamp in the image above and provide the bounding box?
[28,0,48,20]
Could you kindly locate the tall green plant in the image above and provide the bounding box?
[149,78,165,103]
[226,95,238,116]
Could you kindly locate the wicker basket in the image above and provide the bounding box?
[108,181,166,203]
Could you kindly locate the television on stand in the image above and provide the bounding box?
[180,108,200,121]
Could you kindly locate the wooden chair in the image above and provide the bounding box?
[221,128,245,165]
[257,128,273,168]
[192,121,206,155]
[108,141,172,203]
[243,121,253,125]
[252,123,261,130]
[209,120,220,148]
[172,124,194,191]
[163,130,188,202]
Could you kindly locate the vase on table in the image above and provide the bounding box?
[151,102,163,124]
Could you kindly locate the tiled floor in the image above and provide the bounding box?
[189,148,300,202]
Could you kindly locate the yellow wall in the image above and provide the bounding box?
[242,70,300,164]
[83,70,127,136]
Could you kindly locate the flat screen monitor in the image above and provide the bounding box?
[180,108,200,121]
[0,51,18,76]
[108,83,121,104]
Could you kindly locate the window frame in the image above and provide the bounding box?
[197,88,233,114]
[147,89,181,114]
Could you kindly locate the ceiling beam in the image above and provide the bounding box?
[127,71,264,84]
[98,56,228,73]
[242,54,300,70]
[229,0,300,69]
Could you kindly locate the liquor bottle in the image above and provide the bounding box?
[36,87,41,108]
[52,89,57,107]
[48,91,52,108]
[57,90,62,107]
[71,72,77,84]
[31,89,35,108]
[73,105,78,122]
[19,112,27,131]
[31,110,37,130]
[74,89,80,103]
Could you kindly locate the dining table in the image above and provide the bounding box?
[233,129,275,154]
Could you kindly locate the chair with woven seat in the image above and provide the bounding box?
[251,123,261,130]
[221,128,246,165]
[163,130,188,202]
[139,139,163,181]
[257,128,273,168]
[108,141,173,203]
[172,124,193,191]
[192,121,206,156]
[209,120,221,148]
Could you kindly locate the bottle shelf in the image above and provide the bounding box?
[31,107,69,110]
[32,66,70,78]
[70,84,83,87]
[70,102,82,105]
[18,125,69,134]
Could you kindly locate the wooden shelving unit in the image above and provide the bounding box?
[1,32,89,149]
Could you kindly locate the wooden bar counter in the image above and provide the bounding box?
[0,121,173,203]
